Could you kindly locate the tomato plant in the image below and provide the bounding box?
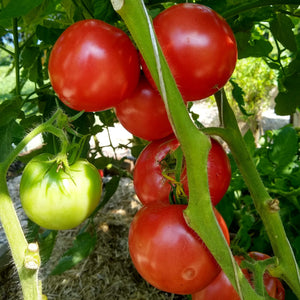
[1,0,300,299]
[115,74,173,141]
[128,204,230,295]
[20,153,102,230]
[133,135,231,206]
[140,3,238,101]
[48,19,140,112]
[192,252,285,300]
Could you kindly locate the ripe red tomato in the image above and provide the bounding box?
[192,252,285,300]
[115,74,173,141]
[133,135,231,206]
[128,204,230,294]
[48,19,140,112]
[141,3,237,101]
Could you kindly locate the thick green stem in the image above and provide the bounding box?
[209,90,300,297]
[0,109,68,300]
[111,1,262,299]
[0,175,42,299]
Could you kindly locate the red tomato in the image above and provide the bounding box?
[141,3,237,101]
[128,204,230,294]
[48,19,140,112]
[192,252,285,300]
[133,136,231,206]
[115,74,173,141]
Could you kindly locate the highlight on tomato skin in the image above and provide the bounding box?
[192,252,285,300]
[115,74,174,141]
[48,19,140,112]
[128,204,230,295]
[140,3,238,102]
[133,135,231,206]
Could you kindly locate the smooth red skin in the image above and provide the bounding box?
[192,252,285,300]
[115,74,173,141]
[133,136,231,206]
[129,204,230,295]
[141,3,238,101]
[48,19,140,112]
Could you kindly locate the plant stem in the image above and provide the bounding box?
[110,1,262,299]
[0,173,42,299]
[0,109,67,300]
[209,90,300,297]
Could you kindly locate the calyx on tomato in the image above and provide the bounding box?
[133,135,231,206]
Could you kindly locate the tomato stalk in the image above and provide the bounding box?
[110,1,263,299]
[0,108,79,300]
[203,90,300,297]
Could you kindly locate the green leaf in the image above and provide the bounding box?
[93,0,118,23]
[270,126,298,172]
[21,46,40,68]
[270,14,297,52]
[275,73,300,115]
[36,25,64,45]
[230,79,252,116]
[235,209,255,250]
[216,193,235,228]
[0,0,44,27]
[50,232,96,275]
[0,98,22,127]
[236,32,273,59]
[39,230,58,265]
[22,0,61,27]
[97,109,118,127]
[0,120,25,162]
[96,175,120,211]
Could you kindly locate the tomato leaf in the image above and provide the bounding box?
[93,0,118,23]
[39,230,58,265]
[36,25,64,45]
[50,232,96,275]
[270,14,297,52]
[0,0,43,27]
[21,46,40,68]
[236,31,273,59]
[97,175,121,210]
[270,126,298,173]
[229,79,253,117]
[0,120,25,162]
[96,109,118,127]
[275,73,300,116]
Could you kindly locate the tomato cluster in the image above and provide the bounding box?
[45,2,285,297]
[48,3,238,142]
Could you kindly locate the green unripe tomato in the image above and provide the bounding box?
[20,154,102,230]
